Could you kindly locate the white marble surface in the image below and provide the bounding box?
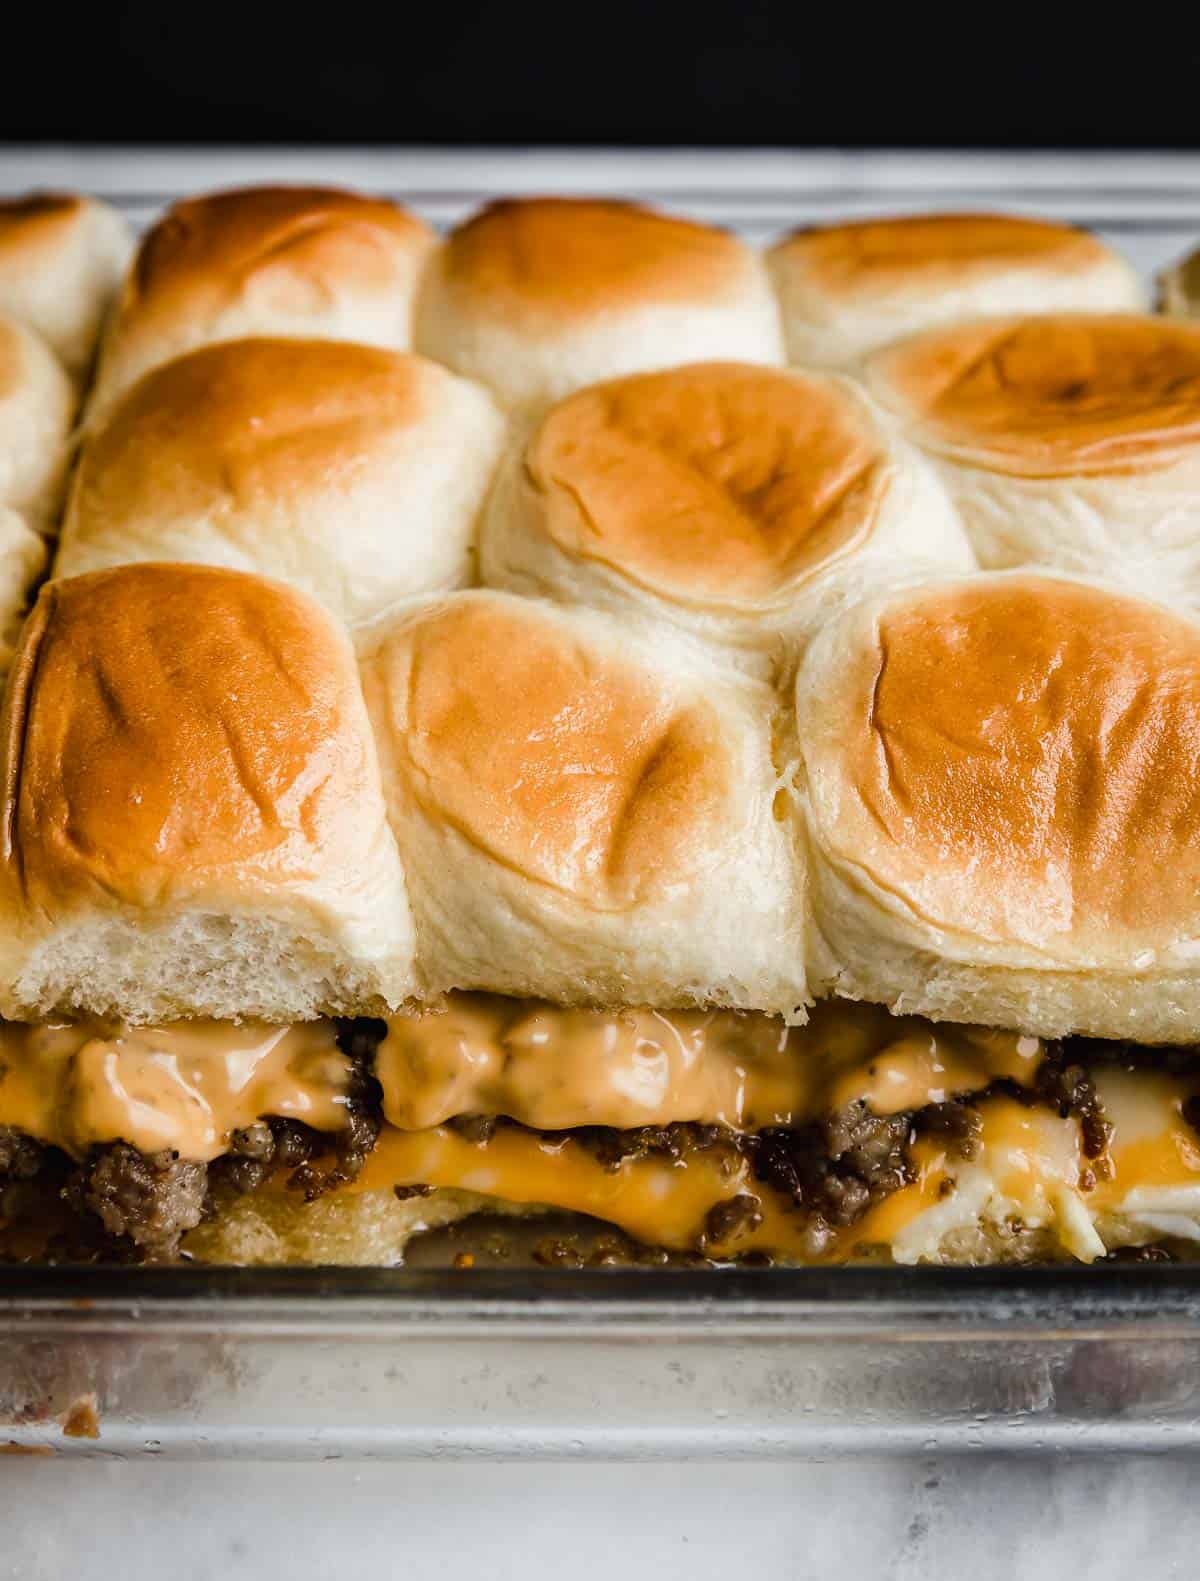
[0,147,1198,1572]
[0,1455,1196,1578]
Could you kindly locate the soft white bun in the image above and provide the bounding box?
[186,1185,531,1266]
[0,193,132,378]
[796,570,1200,1042]
[862,313,1200,609]
[0,312,75,532]
[0,563,416,1024]
[56,338,507,628]
[361,590,806,1017]
[480,360,971,672]
[90,185,437,426]
[414,197,784,413]
[768,212,1144,369]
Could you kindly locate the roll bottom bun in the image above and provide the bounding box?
[864,314,1200,609]
[56,338,507,628]
[0,564,415,1024]
[361,590,807,1017]
[480,360,971,672]
[797,571,1200,1042]
[415,197,784,413]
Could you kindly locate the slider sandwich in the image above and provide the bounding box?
[0,183,1199,1271]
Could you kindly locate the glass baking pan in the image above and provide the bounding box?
[4,1264,1200,1458]
[2,150,1200,1460]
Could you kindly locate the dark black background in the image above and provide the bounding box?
[6,6,1200,147]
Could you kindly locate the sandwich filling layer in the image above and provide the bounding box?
[0,995,1197,1264]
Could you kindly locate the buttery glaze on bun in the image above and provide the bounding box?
[768,212,1144,368]
[0,563,415,1024]
[90,185,437,424]
[0,313,75,532]
[361,590,806,1016]
[797,572,1200,1042]
[56,338,507,627]
[480,360,971,669]
[414,197,784,412]
[0,192,132,378]
[863,314,1200,607]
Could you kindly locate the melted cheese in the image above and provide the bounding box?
[0,1020,351,1160]
[352,1122,951,1261]
[353,1063,1200,1265]
[375,995,1042,1131]
[891,1074,1200,1263]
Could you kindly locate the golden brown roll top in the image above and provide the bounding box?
[0,563,415,1023]
[361,590,806,1016]
[863,314,1200,607]
[480,359,971,667]
[0,192,132,378]
[768,212,1143,368]
[56,337,507,627]
[414,197,784,412]
[867,313,1200,476]
[796,572,1200,1042]
[90,185,437,424]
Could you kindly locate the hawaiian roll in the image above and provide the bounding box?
[0,192,132,379]
[0,313,75,532]
[56,338,507,626]
[361,591,806,1015]
[90,185,437,423]
[863,314,1200,606]
[0,563,415,1023]
[768,212,1143,369]
[480,360,971,669]
[414,197,784,412]
[796,572,1200,1042]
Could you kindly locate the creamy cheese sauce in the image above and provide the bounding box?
[374,994,1043,1132]
[0,1020,351,1161]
